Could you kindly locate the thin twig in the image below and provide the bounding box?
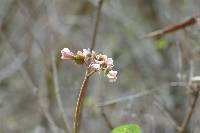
[96,88,158,107]
[100,106,113,130]
[176,42,183,81]
[179,86,200,133]
[145,15,200,38]
[153,95,180,130]
[0,53,27,82]
[74,69,93,133]
[178,45,198,132]
[189,60,194,85]
[51,51,71,133]
[90,0,104,51]
[39,97,61,133]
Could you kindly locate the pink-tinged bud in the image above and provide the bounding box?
[61,48,75,60]
[107,70,117,82]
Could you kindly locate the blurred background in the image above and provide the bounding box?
[0,0,200,133]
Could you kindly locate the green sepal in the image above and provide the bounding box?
[74,51,85,64]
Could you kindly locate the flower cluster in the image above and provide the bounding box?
[61,48,117,82]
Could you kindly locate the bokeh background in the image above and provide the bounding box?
[0,0,200,133]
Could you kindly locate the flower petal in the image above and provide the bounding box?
[106,58,113,65]
[91,63,101,70]
[107,70,117,82]
[83,48,91,57]
[61,48,74,60]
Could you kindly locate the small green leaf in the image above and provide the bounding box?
[111,124,141,133]
[155,38,168,50]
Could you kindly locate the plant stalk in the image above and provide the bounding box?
[74,69,91,133]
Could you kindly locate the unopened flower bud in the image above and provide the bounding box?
[106,58,113,65]
[83,48,91,57]
[107,70,118,82]
[61,48,75,60]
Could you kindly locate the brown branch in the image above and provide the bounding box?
[145,15,200,38]
[179,85,200,133]
[90,0,104,51]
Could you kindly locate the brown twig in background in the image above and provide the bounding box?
[145,15,200,38]
[51,51,71,133]
[179,85,200,133]
[90,0,104,51]
[100,106,113,130]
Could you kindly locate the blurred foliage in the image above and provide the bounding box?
[111,124,141,133]
[155,38,168,50]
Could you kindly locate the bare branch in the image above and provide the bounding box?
[179,85,200,133]
[0,53,27,82]
[90,0,104,51]
[39,98,63,133]
[153,95,180,130]
[145,15,200,38]
[100,106,113,130]
[96,88,158,107]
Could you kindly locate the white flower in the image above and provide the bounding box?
[91,63,101,70]
[82,48,91,57]
[107,70,117,82]
[106,58,113,65]
[95,60,105,64]
[95,54,108,64]
[61,48,74,60]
